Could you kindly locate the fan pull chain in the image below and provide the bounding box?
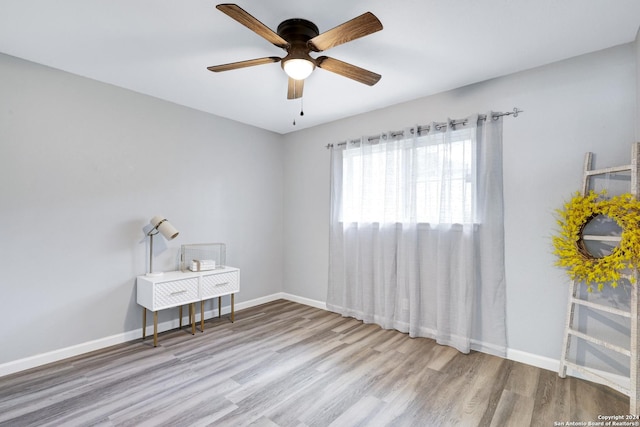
[293,97,304,126]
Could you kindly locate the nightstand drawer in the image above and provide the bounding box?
[201,271,239,298]
[154,277,199,308]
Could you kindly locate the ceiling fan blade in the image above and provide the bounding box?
[287,78,304,99]
[216,4,289,49]
[207,56,281,72]
[316,56,381,86]
[308,12,382,52]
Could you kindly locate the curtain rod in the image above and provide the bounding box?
[325,107,523,149]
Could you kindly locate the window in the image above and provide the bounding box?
[340,127,475,224]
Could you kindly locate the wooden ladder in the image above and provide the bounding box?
[559,142,640,413]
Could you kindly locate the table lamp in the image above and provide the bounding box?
[146,216,179,276]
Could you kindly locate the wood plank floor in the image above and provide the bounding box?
[0,300,630,426]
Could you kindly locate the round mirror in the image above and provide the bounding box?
[577,214,623,259]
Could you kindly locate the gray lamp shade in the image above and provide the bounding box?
[150,216,179,240]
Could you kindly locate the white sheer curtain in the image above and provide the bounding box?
[327,113,506,355]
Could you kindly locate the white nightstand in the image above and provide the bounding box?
[136,267,240,346]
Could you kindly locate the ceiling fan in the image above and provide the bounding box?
[207,4,383,99]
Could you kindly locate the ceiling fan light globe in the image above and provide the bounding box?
[283,58,315,80]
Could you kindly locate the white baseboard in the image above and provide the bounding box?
[507,348,630,392]
[279,292,327,310]
[0,292,630,394]
[507,348,561,372]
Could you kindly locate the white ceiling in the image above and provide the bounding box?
[1,1,639,134]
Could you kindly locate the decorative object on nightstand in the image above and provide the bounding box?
[180,243,226,271]
[146,216,179,276]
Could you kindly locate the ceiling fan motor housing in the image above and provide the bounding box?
[277,19,319,67]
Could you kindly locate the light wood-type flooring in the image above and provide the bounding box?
[0,300,630,426]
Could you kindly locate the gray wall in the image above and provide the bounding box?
[0,53,284,365]
[282,43,637,369]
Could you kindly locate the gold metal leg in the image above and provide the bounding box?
[231,294,235,323]
[179,305,183,328]
[153,311,158,347]
[190,303,196,335]
[218,297,222,318]
[142,308,146,340]
[200,300,205,332]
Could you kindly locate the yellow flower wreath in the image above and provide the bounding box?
[553,191,640,292]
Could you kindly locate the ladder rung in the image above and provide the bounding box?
[571,297,631,318]
[568,328,631,356]
[563,361,630,396]
[581,234,622,242]
[585,165,633,176]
